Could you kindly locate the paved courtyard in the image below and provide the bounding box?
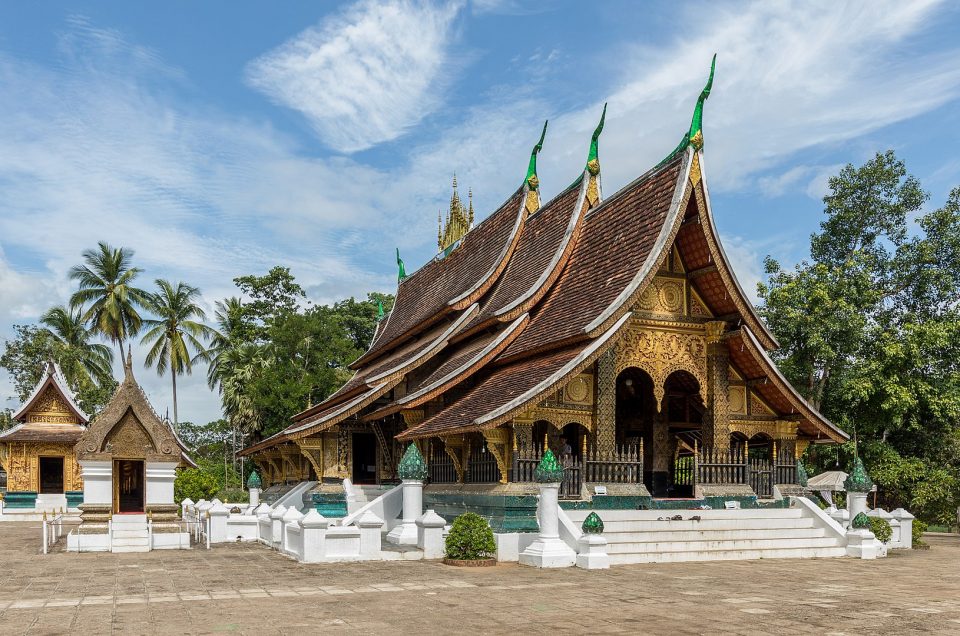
[0,522,958,634]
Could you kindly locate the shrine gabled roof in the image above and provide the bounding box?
[397,312,631,440]
[500,148,691,362]
[0,422,84,444]
[727,326,848,443]
[351,188,526,369]
[12,360,89,424]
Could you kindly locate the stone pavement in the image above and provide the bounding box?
[0,522,958,635]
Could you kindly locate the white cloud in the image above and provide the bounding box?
[246,0,464,153]
[757,164,843,199]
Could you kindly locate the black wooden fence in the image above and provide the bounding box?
[696,446,798,498]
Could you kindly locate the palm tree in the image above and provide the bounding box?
[218,343,265,438]
[205,297,247,392]
[139,279,216,429]
[40,305,114,390]
[69,242,149,358]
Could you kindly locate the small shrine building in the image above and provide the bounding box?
[0,361,87,513]
[240,58,848,504]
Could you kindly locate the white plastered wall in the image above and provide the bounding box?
[146,462,178,505]
[80,460,112,505]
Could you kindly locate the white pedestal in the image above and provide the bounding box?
[846,528,883,559]
[519,483,576,568]
[386,480,422,546]
[576,534,610,569]
[416,510,446,559]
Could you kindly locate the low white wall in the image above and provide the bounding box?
[494,533,538,562]
[223,515,260,542]
[67,530,110,552]
[340,484,402,531]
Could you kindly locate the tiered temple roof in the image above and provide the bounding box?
[241,57,847,457]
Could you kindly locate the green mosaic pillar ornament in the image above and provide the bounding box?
[397,443,428,481]
[534,449,565,483]
[796,459,809,488]
[852,512,871,529]
[581,512,604,535]
[843,456,874,492]
[687,54,716,150]
[246,470,262,490]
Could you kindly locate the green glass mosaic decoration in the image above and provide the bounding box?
[852,512,871,529]
[246,470,262,489]
[397,444,429,481]
[534,449,565,483]
[581,511,604,534]
[796,460,809,488]
[844,456,874,493]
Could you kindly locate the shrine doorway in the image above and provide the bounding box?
[114,459,144,513]
[39,456,64,494]
[615,367,655,491]
[352,433,378,484]
[664,370,704,498]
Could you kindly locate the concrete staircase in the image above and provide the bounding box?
[111,514,150,553]
[565,507,846,564]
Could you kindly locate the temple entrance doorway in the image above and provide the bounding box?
[664,371,704,498]
[615,367,655,491]
[352,433,378,484]
[38,456,64,494]
[114,459,144,513]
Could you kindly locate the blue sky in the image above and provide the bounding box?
[2,0,960,425]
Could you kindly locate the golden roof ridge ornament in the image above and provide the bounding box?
[438,174,473,254]
[524,120,548,215]
[585,103,606,209]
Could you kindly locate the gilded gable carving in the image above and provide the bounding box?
[563,374,593,405]
[728,386,746,414]
[636,277,686,316]
[26,386,78,425]
[750,393,775,416]
[616,324,707,408]
[102,410,156,458]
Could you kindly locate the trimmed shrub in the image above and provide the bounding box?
[444,513,496,560]
[869,517,892,543]
[174,468,219,504]
[913,519,928,548]
[217,487,248,504]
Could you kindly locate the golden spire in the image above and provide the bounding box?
[438,173,472,254]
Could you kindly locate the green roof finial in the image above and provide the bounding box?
[586,103,607,175]
[396,248,407,283]
[376,300,385,322]
[844,455,874,493]
[534,449,565,483]
[687,54,716,150]
[246,470,262,490]
[397,444,428,481]
[525,120,548,190]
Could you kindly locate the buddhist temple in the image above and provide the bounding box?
[240,57,848,509]
[0,361,88,513]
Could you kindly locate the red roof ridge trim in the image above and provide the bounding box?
[695,150,779,350]
[365,313,530,420]
[447,186,529,309]
[494,170,590,320]
[738,325,848,442]
[584,147,695,337]
[474,311,632,429]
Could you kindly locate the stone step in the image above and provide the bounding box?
[111,537,150,547]
[603,527,829,543]
[112,515,148,524]
[607,546,847,564]
[565,508,803,522]
[595,518,817,532]
[112,545,150,553]
[606,536,843,554]
[112,529,150,538]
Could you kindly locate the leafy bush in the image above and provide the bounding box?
[174,468,219,504]
[869,517,892,543]
[216,487,248,504]
[444,513,496,560]
[913,519,928,548]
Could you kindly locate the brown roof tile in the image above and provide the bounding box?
[0,423,85,444]
[501,154,686,360]
[353,188,525,367]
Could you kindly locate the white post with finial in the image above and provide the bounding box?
[520,450,576,568]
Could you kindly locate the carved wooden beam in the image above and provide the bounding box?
[482,428,511,484]
[442,435,467,483]
[688,264,718,280]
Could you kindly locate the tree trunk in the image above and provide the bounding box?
[171,347,179,433]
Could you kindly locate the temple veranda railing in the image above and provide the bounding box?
[695,446,799,498]
[514,445,643,499]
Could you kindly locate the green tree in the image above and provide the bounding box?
[69,242,149,358]
[759,151,960,524]
[40,305,114,390]
[139,280,217,430]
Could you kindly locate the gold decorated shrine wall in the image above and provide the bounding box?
[0,442,83,493]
